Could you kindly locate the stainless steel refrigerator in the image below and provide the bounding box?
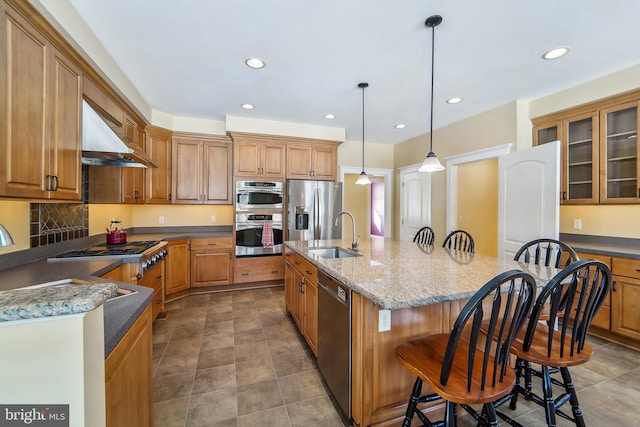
[286,180,342,241]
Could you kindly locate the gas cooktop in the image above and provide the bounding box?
[53,241,161,258]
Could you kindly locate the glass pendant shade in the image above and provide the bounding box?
[0,224,15,247]
[418,151,445,172]
[355,171,371,185]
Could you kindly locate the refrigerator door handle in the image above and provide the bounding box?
[313,187,319,240]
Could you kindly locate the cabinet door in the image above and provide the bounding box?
[166,239,190,295]
[0,8,49,198]
[563,113,598,204]
[599,102,640,203]
[234,140,261,177]
[123,167,144,203]
[574,252,611,330]
[145,127,172,204]
[286,144,313,178]
[261,142,285,177]
[172,138,203,203]
[284,262,303,329]
[303,279,318,355]
[105,305,153,427]
[47,47,82,200]
[312,145,337,180]
[203,141,232,203]
[611,274,640,340]
[191,250,232,287]
[533,121,561,147]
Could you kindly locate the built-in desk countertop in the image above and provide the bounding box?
[285,238,558,310]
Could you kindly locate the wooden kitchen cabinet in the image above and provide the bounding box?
[0,5,82,200]
[105,305,153,427]
[231,133,286,178]
[610,256,640,341]
[284,248,318,354]
[533,90,640,204]
[286,143,337,180]
[574,251,611,330]
[190,237,233,286]
[137,258,166,320]
[123,164,145,204]
[172,134,233,204]
[234,255,284,283]
[145,126,172,204]
[165,238,191,296]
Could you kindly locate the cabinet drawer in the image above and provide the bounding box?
[191,237,232,250]
[151,289,163,320]
[291,254,317,284]
[234,256,284,283]
[612,257,640,279]
[575,252,611,268]
[138,264,163,294]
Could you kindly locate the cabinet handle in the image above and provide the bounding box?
[271,270,278,273]
[294,261,301,265]
[208,243,217,246]
[52,175,59,191]
[562,191,567,200]
[242,272,250,276]
[156,275,162,280]
[305,270,312,275]
[612,280,617,292]
[300,281,305,294]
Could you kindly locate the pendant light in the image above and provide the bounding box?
[419,15,445,173]
[0,224,14,247]
[355,82,372,185]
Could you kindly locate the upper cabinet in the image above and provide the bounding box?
[145,126,172,204]
[172,134,233,204]
[286,143,337,180]
[533,91,640,204]
[0,4,82,200]
[230,132,340,181]
[232,135,285,178]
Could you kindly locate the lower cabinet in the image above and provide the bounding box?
[105,305,153,427]
[234,255,284,283]
[574,252,611,330]
[284,248,318,354]
[191,237,233,287]
[611,257,640,341]
[166,238,191,296]
[137,259,166,320]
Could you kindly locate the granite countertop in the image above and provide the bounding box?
[0,280,117,322]
[285,239,559,310]
[560,235,640,260]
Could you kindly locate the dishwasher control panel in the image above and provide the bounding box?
[337,286,348,304]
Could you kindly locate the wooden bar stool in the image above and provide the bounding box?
[395,270,536,427]
[442,230,475,253]
[494,259,612,427]
[414,226,435,245]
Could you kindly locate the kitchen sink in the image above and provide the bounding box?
[307,246,361,259]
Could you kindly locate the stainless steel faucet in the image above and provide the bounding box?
[334,211,359,250]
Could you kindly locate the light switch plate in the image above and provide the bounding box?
[378,310,391,332]
[573,219,582,229]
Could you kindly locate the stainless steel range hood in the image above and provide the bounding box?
[81,100,157,168]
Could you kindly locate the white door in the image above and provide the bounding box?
[498,141,560,260]
[400,166,431,241]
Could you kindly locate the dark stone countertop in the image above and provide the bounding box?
[560,233,640,260]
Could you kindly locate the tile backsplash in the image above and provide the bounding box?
[30,203,88,248]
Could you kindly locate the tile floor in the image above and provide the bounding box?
[152,286,640,427]
[152,286,347,427]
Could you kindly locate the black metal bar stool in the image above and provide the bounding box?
[414,226,435,245]
[442,230,474,253]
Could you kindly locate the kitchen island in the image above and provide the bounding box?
[284,238,558,427]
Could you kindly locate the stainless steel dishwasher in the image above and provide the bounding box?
[317,270,351,419]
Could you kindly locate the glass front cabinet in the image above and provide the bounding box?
[533,92,640,205]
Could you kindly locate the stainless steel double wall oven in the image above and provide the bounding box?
[234,180,284,257]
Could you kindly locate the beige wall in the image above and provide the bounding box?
[393,102,520,241]
[0,201,31,254]
[342,174,370,242]
[338,139,395,170]
[457,159,498,256]
[560,205,640,239]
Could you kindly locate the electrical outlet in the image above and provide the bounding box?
[458,216,464,224]
[573,219,582,230]
[210,215,217,223]
[378,310,391,332]
[158,216,165,224]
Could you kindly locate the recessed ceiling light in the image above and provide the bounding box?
[395,124,406,129]
[324,114,335,119]
[241,103,254,110]
[245,58,265,69]
[542,47,569,60]
[447,97,462,104]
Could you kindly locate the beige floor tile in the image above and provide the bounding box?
[155,353,199,377]
[235,357,276,386]
[192,364,236,395]
[201,332,235,352]
[171,324,205,341]
[154,372,194,403]
[267,336,306,356]
[236,379,284,416]
[153,397,190,427]
[236,405,289,427]
[203,319,234,336]
[234,341,270,363]
[272,351,314,377]
[197,347,235,370]
[278,370,327,404]
[186,387,237,426]
[287,396,344,427]
[234,328,265,345]
[164,335,202,358]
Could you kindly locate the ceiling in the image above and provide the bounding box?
[64,0,640,145]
